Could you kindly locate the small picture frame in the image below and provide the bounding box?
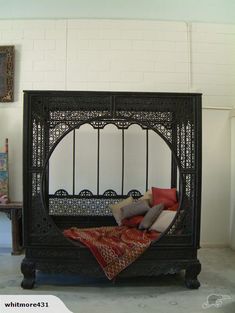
[0,46,14,102]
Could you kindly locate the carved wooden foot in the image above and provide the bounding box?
[21,258,36,289]
[185,261,201,289]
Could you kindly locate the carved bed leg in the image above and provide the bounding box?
[21,258,36,289]
[185,261,201,289]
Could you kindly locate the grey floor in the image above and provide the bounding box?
[0,248,235,313]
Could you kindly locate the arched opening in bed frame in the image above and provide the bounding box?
[40,119,183,241]
[21,91,202,289]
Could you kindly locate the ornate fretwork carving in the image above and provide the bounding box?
[49,123,70,149]
[49,197,118,216]
[32,173,41,197]
[90,120,108,129]
[177,122,195,170]
[116,111,173,144]
[114,120,132,129]
[149,121,172,144]
[116,110,172,124]
[165,209,186,236]
[103,189,118,197]
[32,118,45,168]
[49,189,143,216]
[166,172,195,236]
[49,111,110,128]
[127,189,142,198]
[54,189,69,196]
[78,189,94,197]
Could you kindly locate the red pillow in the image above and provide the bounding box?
[168,202,179,211]
[152,187,177,209]
[121,215,144,227]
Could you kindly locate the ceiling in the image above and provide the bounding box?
[0,0,235,23]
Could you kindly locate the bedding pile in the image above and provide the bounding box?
[63,187,179,279]
[63,226,159,280]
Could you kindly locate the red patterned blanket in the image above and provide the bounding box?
[63,226,159,280]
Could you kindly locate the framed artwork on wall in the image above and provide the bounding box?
[0,46,14,102]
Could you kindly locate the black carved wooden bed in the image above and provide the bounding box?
[21,90,202,289]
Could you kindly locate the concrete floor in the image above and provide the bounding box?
[0,248,234,313]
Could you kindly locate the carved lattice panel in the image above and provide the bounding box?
[49,197,117,216]
[31,120,45,168]
[177,122,195,170]
[32,173,41,197]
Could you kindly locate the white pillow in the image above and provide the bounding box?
[149,210,176,232]
[110,197,133,226]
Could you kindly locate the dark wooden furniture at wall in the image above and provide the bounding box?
[0,202,23,255]
[21,90,202,289]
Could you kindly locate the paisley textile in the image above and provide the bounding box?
[63,226,159,280]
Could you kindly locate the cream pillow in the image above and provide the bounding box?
[110,197,133,226]
[140,189,153,205]
[150,210,177,232]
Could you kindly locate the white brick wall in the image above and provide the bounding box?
[67,20,189,92]
[0,19,234,247]
[0,20,67,102]
[0,19,233,107]
[192,23,235,107]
